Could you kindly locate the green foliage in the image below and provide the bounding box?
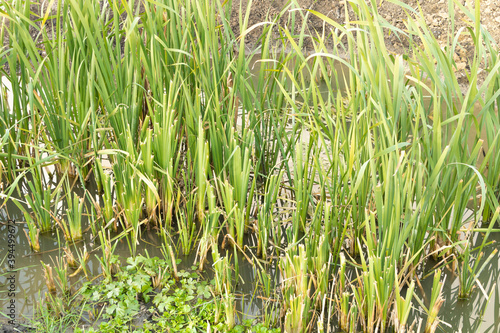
[230,320,281,333]
[75,255,278,332]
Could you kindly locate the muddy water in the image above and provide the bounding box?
[244,52,349,101]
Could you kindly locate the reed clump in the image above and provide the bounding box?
[1,0,499,331]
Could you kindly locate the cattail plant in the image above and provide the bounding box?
[226,138,257,247]
[211,244,235,329]
[216,178,238,247]
[337,254,351,332]
[23,222,40,253]
[9,0,98,178]
[223,288,236,330]
[280,244,312,331]
[140,128,158,224]
[20,157,62,233]
[284,294,308,333]
[95,159,115,230]
[478,6,500,221]
[165,243,179,283]
[0,78,17,183]
[425,270,445,333]
[311,234,331,308]
[354,223,398,333]
[175,185,198,256]
[457,207,499,298]
[113,148,144,255]
[197,182,220,271]
[72,245,90,280]
[291,141,316,242]
[96,229,120,280]
[63,191,85,242]
[212,243,232,297]
[52,256,70,296]
[195,118,210,223]
[41,262,57,295]
[152,91,182,228]
[86,200,100,237]
[2,1,46,169]
[256,266,272,300]
[63,247,78,269]
[256,171,283,259]
[392,272,415,333]
[24,182,55,233]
